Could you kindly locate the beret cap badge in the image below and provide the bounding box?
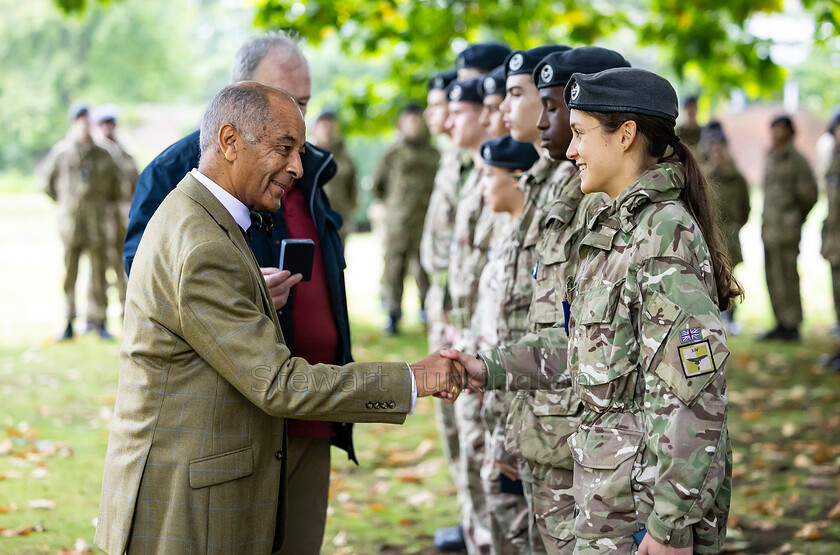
[540,65,554,84]
[483,76,496,94]
[451,85,463,101]
[570,82,580,100]
[483,145,491,159]
[508,53,524,71]
[434,77,444,88]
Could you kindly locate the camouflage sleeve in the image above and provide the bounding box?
[635,255,730,548]
[479,323,568,391]
[733,173,751,230]
[796,155,818,218]
[371,148,392,201]
[42,148,59,201]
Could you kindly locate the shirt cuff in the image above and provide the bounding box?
[645,511,693,548]
[408,365,417,414]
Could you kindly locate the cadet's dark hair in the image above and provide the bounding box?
[586,111,744,310]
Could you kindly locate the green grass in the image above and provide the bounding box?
[1,193,840,553]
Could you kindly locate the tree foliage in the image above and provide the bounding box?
[249,0,840,134]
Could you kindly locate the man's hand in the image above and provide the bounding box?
[261,268,303,310]
[637,534,692,555]
[410,351,466,402]
[440,349,488,390]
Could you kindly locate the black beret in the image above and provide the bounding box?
[771,114,795,132]
[481,135,540,170]
[428,69,458,91]
[533,46,630,89]
[504,45,570,78]
[457,42,512,71]
[448,78,484,105]
[480,65,506,98]
[701,120,727,145]
[564,67,679,123]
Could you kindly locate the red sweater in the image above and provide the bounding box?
[283,181,338,438]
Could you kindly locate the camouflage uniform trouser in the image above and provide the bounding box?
[763,241,803,327]
[480,391,529,554]
[456,392,491,554]
[64,239,107,324]
[506,392,581,555]
[381,233,429,317]
[89,203,128,322]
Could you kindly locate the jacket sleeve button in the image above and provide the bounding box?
[275,450,283,461]
[388,401,396,409]
[366,401,373,409]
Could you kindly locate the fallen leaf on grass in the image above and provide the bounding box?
[398,518,416,526]
[746,497,783,517]
[829,500,840,521]
[386,439,435,465]
[406,490,435,507]
[28,499,55,510]
[0,524,46,537]
[30,466,48,479]
[740,409,763,421]
[794,521,829,541]
[804,476,832,489]
[0,506,10,513]
[369,503,385,512]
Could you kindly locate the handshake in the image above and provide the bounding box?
[409,349,491,402]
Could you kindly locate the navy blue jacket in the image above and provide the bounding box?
[124,130,357,463]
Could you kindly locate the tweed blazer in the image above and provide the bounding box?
[95,174,412,554]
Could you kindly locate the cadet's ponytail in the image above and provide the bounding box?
[587,111,744,310]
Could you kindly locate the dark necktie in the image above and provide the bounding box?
[250,210,274,235]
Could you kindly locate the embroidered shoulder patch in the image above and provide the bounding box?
[678,340,716,378]
[679,327,702,343]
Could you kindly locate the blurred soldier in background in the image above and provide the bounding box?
[822,113,840,371]
[760,115,818,342]
[92,104,139,321]
[372,103,440,335]
[702,121,750,334]
[312,111,357,245]
[43,102,121,341]
[479,66,508,140]
[676,96,701,151]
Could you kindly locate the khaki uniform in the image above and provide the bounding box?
[449,160,496,554]
[566,163,731,553]
[420,147,472,491]
[482,158,604,554]
[676,124,701,153]
[94,137,139,315]
[322,139,358,244]
[823,146,840,322]
[472,212,530,554]
[44,137,121,325]
[762,143,818,328]
[372,135,440,318]
[706,156,750,266]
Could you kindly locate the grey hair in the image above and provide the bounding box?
[199,83,273,156]
[230,31,305,83]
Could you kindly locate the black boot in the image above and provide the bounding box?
[97,322,114,341]
[58,321,74,342]
[384,313,400,336]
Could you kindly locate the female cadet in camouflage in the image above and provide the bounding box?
[563,67,740,554]
[472,136,541,553]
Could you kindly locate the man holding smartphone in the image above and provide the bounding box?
[122,33,359,554]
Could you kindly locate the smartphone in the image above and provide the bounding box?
[278,238,315,282]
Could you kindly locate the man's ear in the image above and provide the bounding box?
[619,120,638,151]
[218,124,238,162]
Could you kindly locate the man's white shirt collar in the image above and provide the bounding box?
[191,169,251,232]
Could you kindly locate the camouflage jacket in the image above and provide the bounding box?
[43,136,121,246]
[822,146,840,264]
[321,139,358,224]
[372,135,440,245]
[448,161,497,351]
[762,142,817,245]
[98,137,139,207]
[707,158,750,266]
[420,148,471,275]
[566,163,730,551]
